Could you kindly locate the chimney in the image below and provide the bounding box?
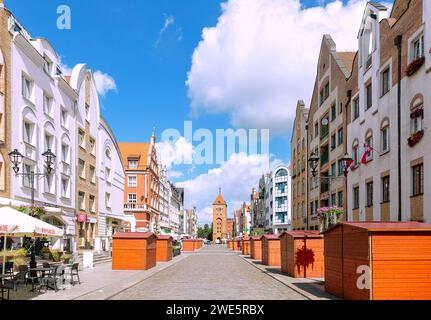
[151,127,156,144]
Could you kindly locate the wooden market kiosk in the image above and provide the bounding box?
[280,230,324,278]
[262,234,281,266]
[250,235,263,260]
[242,237,251,256]
[323,222,431,300]
[156,235,173,262]
[112,232,157,270]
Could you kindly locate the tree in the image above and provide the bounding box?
[197,224,213,240]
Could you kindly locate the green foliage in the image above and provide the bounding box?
[197,224,213,240]
[17,206,46,219]
[0,249,28,269]
[62,253,73,263]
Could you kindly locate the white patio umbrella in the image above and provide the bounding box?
[0,206,63,275]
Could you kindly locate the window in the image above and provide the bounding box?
[44,173,54,194]
[353,97,360,120]
[61,108,68,128]
[366,182,373,207]
[61,177,70,198]
[338,191,343,207]
[410,101,424,135]
[413,35,425,60]
[44,133,53,151]
[366,82,372,110]
[353,187,359,209]
[89,165,96,183]
[331,194,336,207]
[338,128,343,146]
[78,129,85,148]
[22,75,33,100]
[89,195,95,213]
[128,160,138,169]
[78,192,85,210]
[325,83,330,100]
[43,94,53,117]
[78,159,85,178]
[331,134,336,150]
[331,163,336,177]
[381,68,390,96]
[85,104,90,122]
[61,144,69,163]
[89,138,96,155]
[365,132,374,161]
[382,176,390,203]
[23,164,33,188]
[331,104,336,121]
[105,167,111,183]
[381,122,390,153]
[128,194,137,203]
[105,148,111,159]
[339,102,343,114]
[23,121,34,145]
[412,163,424,196]
[105,193,111,208]
[338,159,344,176]
[314,122,319,139]
[43,56,53,75]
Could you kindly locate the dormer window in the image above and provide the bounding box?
[43,56,53,75]
[128,160,138,169]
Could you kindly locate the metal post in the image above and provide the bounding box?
[30,171,35,209]
[395,35,403,222]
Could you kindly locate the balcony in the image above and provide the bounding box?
[124,203,148,211]
[320,148,329,165]
[320,125,329,140]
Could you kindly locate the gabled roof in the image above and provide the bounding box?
[213,194,227,205]
[118,142,150,170]
[280,230,322,238]
[336,51,356,76]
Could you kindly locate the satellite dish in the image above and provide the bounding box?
[321,118,329,126]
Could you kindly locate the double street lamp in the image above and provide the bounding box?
[308,152,352,223]
[8,148,57,210]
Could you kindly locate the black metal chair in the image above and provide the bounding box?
[44,265,64,292]
[70,263,80,285]
[0,270,28,300]
[0,262,14,276]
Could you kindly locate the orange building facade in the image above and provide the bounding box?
[119,132,160,232]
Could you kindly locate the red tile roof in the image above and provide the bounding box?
[213,194,227,205]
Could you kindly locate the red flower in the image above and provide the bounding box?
[406,57,425,77]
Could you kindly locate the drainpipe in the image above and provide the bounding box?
[394,35,403,222]
[345,90,352,222]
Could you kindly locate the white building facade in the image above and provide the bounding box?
[347,0,431,223]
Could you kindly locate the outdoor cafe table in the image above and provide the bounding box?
[29,267,52,292]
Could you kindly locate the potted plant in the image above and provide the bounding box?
[318,206,344,232]
[62,253,73,264]
[406,57,425,77]
[408,130,424,147]
[40,247,51,260]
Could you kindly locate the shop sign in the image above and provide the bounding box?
[77,213,88,223]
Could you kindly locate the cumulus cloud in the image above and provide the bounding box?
[93,70,117,96]
[156,137,195,169]
[177,152,285,225]
[186,0,370,134]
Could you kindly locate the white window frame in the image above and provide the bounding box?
[128,160,138,169]
[128,193,137,204]
[22,74,33,101]
[128,175,137,188]
[43,93,53,117]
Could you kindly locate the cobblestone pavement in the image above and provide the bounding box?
[110,245,308,300]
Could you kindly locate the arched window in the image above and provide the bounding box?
[352,139,359,166]
[105,147,111,159]
[365,130,374,161]
[275,168,288,177]
[410,95,424,135]
[381,118,390,153]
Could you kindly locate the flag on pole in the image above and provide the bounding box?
[361,144,373,165]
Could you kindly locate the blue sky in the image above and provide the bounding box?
[8,0,392,224]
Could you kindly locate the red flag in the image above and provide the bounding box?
[361,144,372,164]
[346,158,354,169]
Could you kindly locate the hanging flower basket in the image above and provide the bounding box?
[406,57,425,77]
[318,206,344,233]
[408,130,424,147]
[410,108,424,119]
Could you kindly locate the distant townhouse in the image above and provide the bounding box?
[226,218,235,239]
[158,165,171,234]
[347,0,431,223]
[186,207,198,239]
[119,133,160,233]
[169,184,183,238]
[306,35,355,230]
[290,101,309,230]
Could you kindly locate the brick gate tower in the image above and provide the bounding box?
[212,189,227,243]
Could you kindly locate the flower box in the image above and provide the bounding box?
[408,130,424,147]
[406,57,425,77]
[318,207,344,233]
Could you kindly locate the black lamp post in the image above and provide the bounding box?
[342,153,353,177]
[8,148,56,270]
[308,153,320,178]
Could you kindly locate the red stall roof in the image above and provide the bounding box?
[324,221,431,233]
[113,232,155,239]
[251,235,263,240]
[157,235,173,240]
[281,230,323,238]
[263,234,280,240]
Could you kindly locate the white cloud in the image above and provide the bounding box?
[186,0,370,134]
[160,14,175,35]
[177,152,285,225]
[156,137,195,169]
[169,171,184,179]
[93,70,117,96]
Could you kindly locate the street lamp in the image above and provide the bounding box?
[8,148,57,209]
[341,153,353,177]
[308,152,320,178]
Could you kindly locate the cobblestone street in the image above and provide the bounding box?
[110,245,308,300]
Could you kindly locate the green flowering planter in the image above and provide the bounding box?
[318,207,344,233]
